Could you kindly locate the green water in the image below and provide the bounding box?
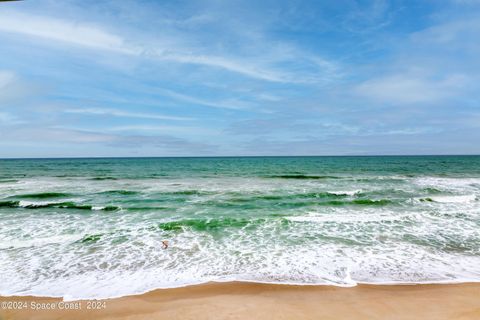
[0,156,479,299]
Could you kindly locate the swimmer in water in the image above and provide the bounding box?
[162,240,169,249]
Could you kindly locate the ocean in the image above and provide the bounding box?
[0,156,479,300]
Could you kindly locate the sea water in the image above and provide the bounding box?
[0,156,479,300]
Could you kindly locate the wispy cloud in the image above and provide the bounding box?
[0,70,40,104]
[0,70,15,89]
[0,9,338,84]
[0,111,24,125]
[0,12,135,54]
[105,125,219,136]
[0,126,217,155]
[0,11,281,83]
[155,88,252,110]
[157,53,286,83]
[64,108,193,121]
[354,73,468,104]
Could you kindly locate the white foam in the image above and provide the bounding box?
[0,235,82,249]
[18,200,49,207]
[429,194,476,203]
[2,237,480,300]
[414,177,480,192]
[329,190,361,196]
[286,213,412,223]
[2,174,480,300]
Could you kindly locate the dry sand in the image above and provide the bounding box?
[1,282,480,320]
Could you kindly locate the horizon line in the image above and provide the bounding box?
[1,154,480,160]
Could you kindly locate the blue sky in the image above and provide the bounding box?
[0,0,479,157]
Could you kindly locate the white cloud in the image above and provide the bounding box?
[155,88,252,110]
[411,17,480,48]
[352,12,479,106]
[0,10,264,82]
[0,10,338,84]
[0,12,136,54]
[0,71,15,89]
[105,125,218,136]
[0,112,23,125]
[160,53,286,83]
[63,108,193,121]
[0,70,40,104]
[0,11,280,81]
[380,128,437,135]
[0,127,115,144]
[354,73,468,104]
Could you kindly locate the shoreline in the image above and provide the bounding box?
[2,282,480,319]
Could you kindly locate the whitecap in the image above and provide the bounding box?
[429,194,476,203]
[18,200,48,207]
[329,190,361,196]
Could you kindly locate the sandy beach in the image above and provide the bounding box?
[1,282,480,320]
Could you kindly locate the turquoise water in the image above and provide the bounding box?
[1,156,480,299]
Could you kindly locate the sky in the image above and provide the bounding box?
[0,0,479,157]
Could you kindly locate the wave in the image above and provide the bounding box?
[1,192,391,213]
[0,179,17,183]
[0,200,20,208]
[324,199,392,206]
[155,201,391,233]
[125,206,169,211]
[100,190,139,195]
[156,217,269,232]
[287,213,412,223]
[0,235,84,250]
[20,201,93,210]
[0,200,120,211]
[419,195,477,203]
[145,190,359,202]
[166,190,215,196]
[90,177,118,181]
[402,234,480,254]
[265,174,341,180]
[328,190,361,196]
[200,198,394,209]
[92,205,119,211]
[13,192,72,199]
[79,234,103,243]
[422,187,444,194]
[228,191,353,202]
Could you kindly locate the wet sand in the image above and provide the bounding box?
[1,282,480,320]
